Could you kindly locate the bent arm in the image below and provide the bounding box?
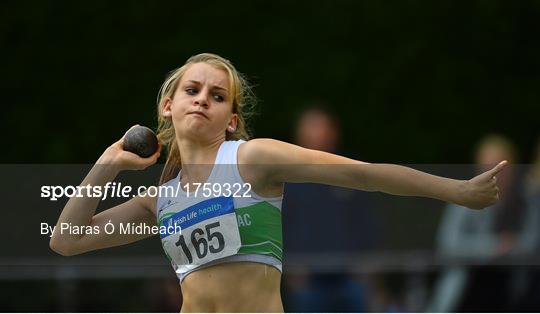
[50,128,160,256]
[49,161,157,256]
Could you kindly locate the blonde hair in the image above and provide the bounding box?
[156,53,256,184]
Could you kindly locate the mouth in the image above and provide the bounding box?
[188,111,209,119]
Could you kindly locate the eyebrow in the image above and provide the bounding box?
[187,80,228,92]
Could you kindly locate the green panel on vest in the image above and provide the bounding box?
[235,201,283,261]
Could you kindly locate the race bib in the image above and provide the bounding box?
[159,196,241,273]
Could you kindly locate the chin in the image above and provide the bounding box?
[183,126,212,141]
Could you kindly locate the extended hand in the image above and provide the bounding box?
[460,160,507,209]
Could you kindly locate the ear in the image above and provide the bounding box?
[162,97,173,118]
[227,113,238,133]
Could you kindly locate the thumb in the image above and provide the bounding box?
[488,160,508,177]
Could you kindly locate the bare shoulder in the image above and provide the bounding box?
[238,138,319,165]
[237,138,368,186]
[238,138,281,164]
[236,139,284,195]
[238,138,361,165]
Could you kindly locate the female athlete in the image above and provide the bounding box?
[50,53,506,312]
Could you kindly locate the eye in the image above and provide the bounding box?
[185,88,198,95]
[213,94,225,102]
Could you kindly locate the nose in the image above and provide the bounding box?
[194,89,209,108]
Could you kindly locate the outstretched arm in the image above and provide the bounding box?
[239,139,505,209]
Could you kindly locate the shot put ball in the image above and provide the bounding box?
[123,126,159,158]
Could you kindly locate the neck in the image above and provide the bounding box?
[177,135,225,183]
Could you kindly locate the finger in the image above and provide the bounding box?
[122,150,142,160]
[111,138,124,148]
[147,152,160,165]
[488,160,508,177]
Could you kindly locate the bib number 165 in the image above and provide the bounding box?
[175,221,225,264]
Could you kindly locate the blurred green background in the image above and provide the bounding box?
[2,1,540,312]
[3,0,539,164]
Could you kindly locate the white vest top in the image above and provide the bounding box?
[156,140,283,282]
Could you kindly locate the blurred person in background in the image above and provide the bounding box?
[525,135,540,201]
[282,106,379,312]
[428,134,529,312]
[513,134,540,311]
